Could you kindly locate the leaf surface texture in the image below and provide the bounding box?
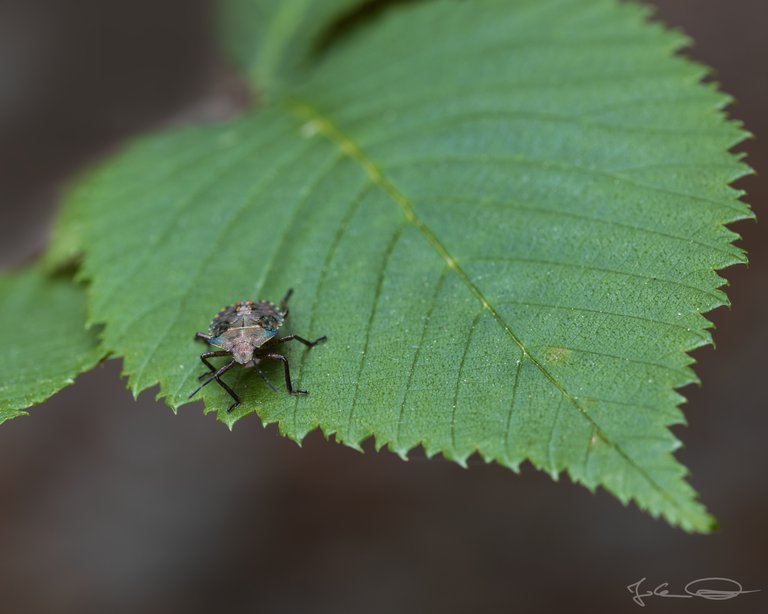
[63,0,751,531]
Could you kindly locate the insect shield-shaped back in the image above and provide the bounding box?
[208,301,285,364]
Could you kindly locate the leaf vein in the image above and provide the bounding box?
[466,255,724,303]
[290,183,373,427]
[496,298,708,341]
[386,154,745,214]
[547,394,566,474]
[504,354,525,463]
[361,109,730,153]
[345,222,406,442]
[394,268,448,452]
[532,344,691,379]
[450,310,484,459]
[439,194,742,262]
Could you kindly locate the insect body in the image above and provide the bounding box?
[188,288,326,412]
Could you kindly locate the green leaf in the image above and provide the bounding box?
[220,0,367,92]
[42,182,89,273]
[0,269,101,423]
[64,0,751,531]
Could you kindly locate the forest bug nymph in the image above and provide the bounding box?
[189,289,326,412]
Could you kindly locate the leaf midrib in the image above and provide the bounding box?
[285,97,693,518]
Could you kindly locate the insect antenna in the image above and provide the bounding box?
[256,367,279,393]
[187,373,217,399]
[279,288,294,315]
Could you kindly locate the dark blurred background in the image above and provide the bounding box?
[0,1,765,612]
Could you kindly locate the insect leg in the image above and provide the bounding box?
[188,359,241,412]
[263,352,307,395]
[198,350,229,380]
[194,332,212,342]
[216,377,242,413]
[274,334,327,348]
[188,359,235,398]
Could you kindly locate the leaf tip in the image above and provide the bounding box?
[338,435,364,454]
[388,443,410,462]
